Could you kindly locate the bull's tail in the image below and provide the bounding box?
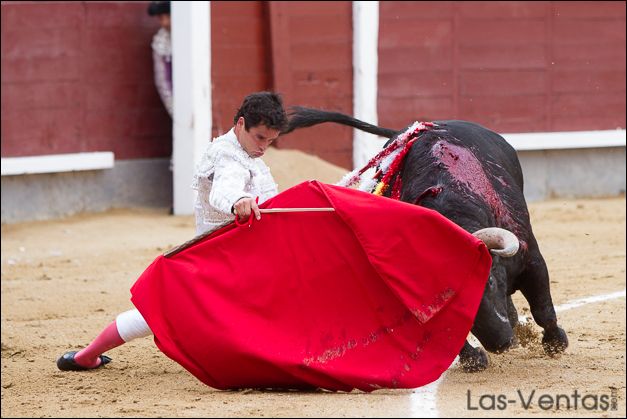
[283,106,400,139]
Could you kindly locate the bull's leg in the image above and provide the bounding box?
[507,295,519,328]
[518,249,568,355]
[458,341,489,372]
[507,295,520,348]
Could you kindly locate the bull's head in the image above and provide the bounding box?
[471,228,519,353]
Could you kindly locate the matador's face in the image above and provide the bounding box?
[235,117,280,158]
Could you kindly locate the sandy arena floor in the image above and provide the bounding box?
[1,148,625,417]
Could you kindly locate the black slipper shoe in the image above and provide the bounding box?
[56,351,112,371]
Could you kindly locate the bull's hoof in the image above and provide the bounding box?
[459,346,489,372]
[482,336,516,354]
[542,326,568,356]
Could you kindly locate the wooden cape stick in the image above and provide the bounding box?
[163,207,335,258]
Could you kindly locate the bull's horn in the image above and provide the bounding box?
[472,227,520,257]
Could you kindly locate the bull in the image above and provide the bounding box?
[284,107,568,371]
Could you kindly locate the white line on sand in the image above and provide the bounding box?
[408,289,626,417]
[519,289,626,323]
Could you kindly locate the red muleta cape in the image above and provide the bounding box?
[131,181,491,392]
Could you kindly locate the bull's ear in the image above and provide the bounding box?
[472,227,519,257]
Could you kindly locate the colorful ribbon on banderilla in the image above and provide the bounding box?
[336,121,435,199]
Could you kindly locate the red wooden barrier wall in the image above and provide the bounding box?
[1,1,171,159]
[2,1,625,169]
[378,1,626,133]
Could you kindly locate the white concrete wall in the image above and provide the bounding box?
[519,148,626,202]
[171,1,211,215]
[1,159,172,223]
[352,1,387,169]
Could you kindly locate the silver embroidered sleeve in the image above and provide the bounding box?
[209,152,253,214]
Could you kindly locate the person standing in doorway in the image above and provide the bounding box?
[148,1,173,117]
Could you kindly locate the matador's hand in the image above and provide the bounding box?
[233,197,260,221]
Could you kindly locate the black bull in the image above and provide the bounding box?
[284,107,569,372]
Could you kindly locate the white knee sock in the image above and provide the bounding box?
[115,309,152,342]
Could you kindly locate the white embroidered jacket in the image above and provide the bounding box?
[191,128,278,235]
[151,27,173,117]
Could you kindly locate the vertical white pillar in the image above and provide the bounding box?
[171,1,211,215]
[352,1,384,169]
